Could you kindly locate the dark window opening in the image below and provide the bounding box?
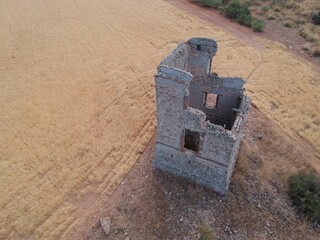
[184,129,200,152]
[204,93,218,109]
[196,45,201,51]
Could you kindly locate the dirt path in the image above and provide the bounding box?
[166,0,320,69]
[0,0,319,239]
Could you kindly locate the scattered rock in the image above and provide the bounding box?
[100,217,111,235]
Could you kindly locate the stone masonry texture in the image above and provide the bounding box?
[153,38,250,195]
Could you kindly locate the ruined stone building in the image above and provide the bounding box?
[153,38,250,194]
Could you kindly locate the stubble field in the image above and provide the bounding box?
[0,0,319,239]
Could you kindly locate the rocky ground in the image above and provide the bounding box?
[77,107,320,240]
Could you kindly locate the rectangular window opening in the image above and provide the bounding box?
[184,129,200,152]
[204,93,218,109]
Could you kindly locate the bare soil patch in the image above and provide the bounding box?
[166,0,320,69]
[75,107,320,239]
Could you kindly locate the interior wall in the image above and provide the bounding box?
[188,80,242,130]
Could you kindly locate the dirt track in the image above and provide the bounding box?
[167,0,320,68]
[0,0,319,239]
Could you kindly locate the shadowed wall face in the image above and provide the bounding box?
[186,39,244,130]
[188,79,244,130]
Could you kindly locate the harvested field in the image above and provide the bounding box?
[0,0,319,239]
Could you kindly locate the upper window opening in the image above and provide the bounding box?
[184,129,200,152]
[196,45,201,51]
[204,93,218,109]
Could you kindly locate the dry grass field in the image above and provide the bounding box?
[0,0,319,239]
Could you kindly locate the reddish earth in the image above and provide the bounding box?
[74,107,320,239]
[166,0,320,69]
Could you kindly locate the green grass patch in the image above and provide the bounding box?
[312,12,320,25]
[252,19,266,31]
[193,0,223,9]
[223,0,250,19]
[193,0,266,32]
[289,171,320,223]
[198,225,214,240]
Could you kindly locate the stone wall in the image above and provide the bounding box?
[153,38,250,195]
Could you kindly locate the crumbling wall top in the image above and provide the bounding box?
[156,65,192,85]
[187,37,218,57]
[159,38,218,76]
[160,43,189,71]
[153,37,250,195]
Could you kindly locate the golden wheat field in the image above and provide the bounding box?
[0,0,319,239]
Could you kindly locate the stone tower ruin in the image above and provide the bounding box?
[153,38,250,195]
